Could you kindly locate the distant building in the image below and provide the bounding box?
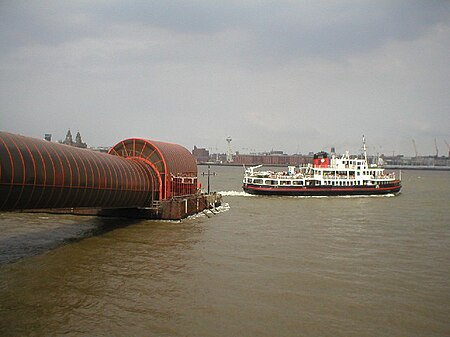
[91,146,111,153]
[232,153,310,166]
[269,150,284,156]
[192,146,210,163]
[74,131,87,148]
[60,129,87,148]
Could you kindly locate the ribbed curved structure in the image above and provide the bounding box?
[0,132,197,212]
[109,138,198,200]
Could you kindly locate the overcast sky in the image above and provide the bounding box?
[1,1,449,156]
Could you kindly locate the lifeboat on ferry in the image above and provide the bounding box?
[312,152,329,168]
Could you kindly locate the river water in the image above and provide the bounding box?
[0,167,449,336]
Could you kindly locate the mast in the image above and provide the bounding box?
[362,135,367,162]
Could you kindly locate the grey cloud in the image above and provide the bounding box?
[0,1,449,155]
[2,1,448,58]
[247,1,450,62]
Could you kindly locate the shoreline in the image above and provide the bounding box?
[197,162,450,171]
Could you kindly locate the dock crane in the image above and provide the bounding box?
[445,140,450,158]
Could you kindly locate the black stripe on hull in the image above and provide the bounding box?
[243,184,401,196]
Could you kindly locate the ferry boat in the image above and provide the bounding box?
[242,138,401,196]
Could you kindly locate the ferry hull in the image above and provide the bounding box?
[243,182,401,196]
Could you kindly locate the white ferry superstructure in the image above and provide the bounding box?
[242,140,401,196]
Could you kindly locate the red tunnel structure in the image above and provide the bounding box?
[108,138,197,201]
[0,131,198,212]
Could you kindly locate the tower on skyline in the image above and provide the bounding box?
[226,137,233,162]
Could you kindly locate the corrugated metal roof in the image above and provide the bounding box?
[149,139,197,176]
[0,132,157,210]
[109,138,197,177]
[109,138,198,199]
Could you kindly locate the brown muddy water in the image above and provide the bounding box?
[0,167,449,336]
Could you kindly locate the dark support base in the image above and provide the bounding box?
[22,193,223,220]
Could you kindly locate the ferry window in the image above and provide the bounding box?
[253,179,263,184]
[247,178,253,183]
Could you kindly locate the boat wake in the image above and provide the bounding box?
[218,191,256,197]
[187,203,231,220]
